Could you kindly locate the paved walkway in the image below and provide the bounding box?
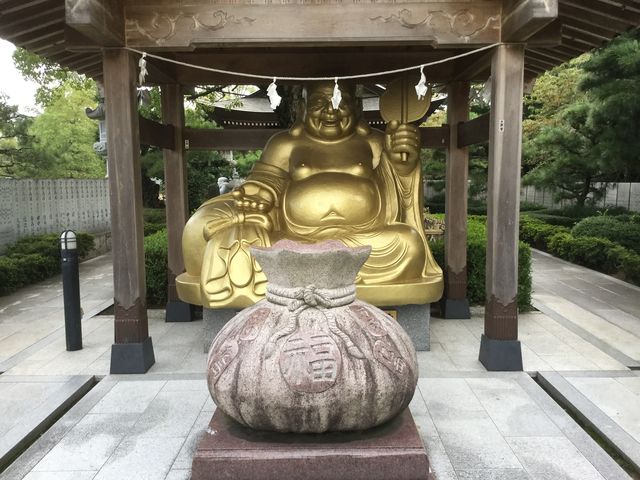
[0,250,639,480]
[532,249,640,366]
[0,253,114,373]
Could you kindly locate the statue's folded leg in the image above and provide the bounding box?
[179,195,274,308]
[201,224,271,307]
[341,224,426,285]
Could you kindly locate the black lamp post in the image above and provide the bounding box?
[60,230,82,351]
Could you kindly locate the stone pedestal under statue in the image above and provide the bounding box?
[192,409,431,480]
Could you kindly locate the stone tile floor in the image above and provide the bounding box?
[0,250,639,479]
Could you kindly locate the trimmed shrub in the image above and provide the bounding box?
[519,216,569,250]
[0,232,94,295]
[538,205,629,219]
[143,208,166,225]
[521,212,577,227]
[547,232,640,284]
[144,228,168,307]
[144,222,166,237]
[6,233,94,259]
[431,216,532,310]
[520,202,546,212]
[572,216,640,254]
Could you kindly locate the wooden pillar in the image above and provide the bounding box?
[479,44,524,371]
[104,49,155,374]
[161,84,195,322]
[441,81,471,319]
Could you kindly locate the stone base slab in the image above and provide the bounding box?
[165,300,195,322]
[203,308,236,352]
[109,337,155,374]
[439,298,471,319]
[478,334,523,371]
[393,303,430,351]
[204,304,430,352]
[192,409,430,480]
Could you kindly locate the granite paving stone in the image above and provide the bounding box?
[456,469,532,480]
[465,378,561,437]
[33,413,140,472]
[22,471,97,480]
[129,389,209,438]
[171,410,213,470]
[507,436,606,480]
[566,377,640,441]
[92,437,185,480]
[89,380,166,414]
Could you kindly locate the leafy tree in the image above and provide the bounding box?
[579,31,640,180]
[234,150,261,178]
[12,48,95,108]
[0,95,39,177]
[523,102,606,207]
[522,59,587,174]
[27,81,105,178]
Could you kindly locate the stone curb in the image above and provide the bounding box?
[531,299,640,369]
[0,375,96,473]
[537,371,640,475]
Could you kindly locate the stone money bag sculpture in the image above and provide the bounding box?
[206,239,418,433]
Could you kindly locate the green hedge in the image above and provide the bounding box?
[572,216,640,254]
[0,233,95,295]
[520,216,570,250]
[431,216,532,310]
[537,205,630,219]
[521,212,577,228]
[143,208,166,224]
[519,216,640,286]
[144,228,168,307]
[141,219,532,310]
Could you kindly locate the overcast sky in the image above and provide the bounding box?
[0,39,40,115]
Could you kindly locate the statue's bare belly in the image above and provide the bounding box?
[283,173,381,231]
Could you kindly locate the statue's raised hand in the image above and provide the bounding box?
[385,121,420,173]
[231,182,275,214]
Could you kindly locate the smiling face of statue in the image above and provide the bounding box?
[303,82,358,140]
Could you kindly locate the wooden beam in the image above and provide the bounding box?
[480,43,525,371]
[525,19,563,46]
[173,50,457,85]
[458,114,490,147]
[502,0,558,42]
[560,3,630,33]
[103,48,154,373]
[65,0,124,47]
[452,49,494,82]
[183,126,449,151]
[125,2,501,49]
[442,81,471,319]
[139,115,175,150]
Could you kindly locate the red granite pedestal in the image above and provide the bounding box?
[192,409,431,480]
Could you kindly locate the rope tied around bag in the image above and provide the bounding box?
[265,284,364,359]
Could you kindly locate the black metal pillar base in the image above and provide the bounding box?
[110,337,155,374]
[165,300,196,322]
[440,298,471,319]
[478,334,523,371]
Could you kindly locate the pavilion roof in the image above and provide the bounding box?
[0,1,638,84]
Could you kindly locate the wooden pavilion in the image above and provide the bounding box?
[1,0,638,373]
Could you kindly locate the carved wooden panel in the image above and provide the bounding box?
[125,1,501,48]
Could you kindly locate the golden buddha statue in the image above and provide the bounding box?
[177,81,443,309]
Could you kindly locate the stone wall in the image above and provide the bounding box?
[519,183,640,212]
[423,180,640,213]
[0,179,110,251]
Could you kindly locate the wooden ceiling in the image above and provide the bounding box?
[0,0,638,85]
